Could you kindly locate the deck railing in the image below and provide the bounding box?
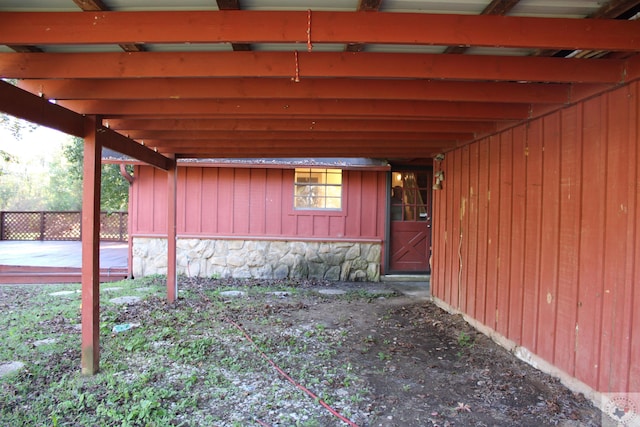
[0,211,128,242]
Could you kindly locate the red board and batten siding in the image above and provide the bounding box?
[432,81,640,394]
[131,167,387,241]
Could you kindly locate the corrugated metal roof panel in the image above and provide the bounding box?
[364,44,447,54]
[242,0,359,11]
[380,0,489,14]
[41,45,125,53]
[0,0,78,11]
[144,43,233,52]
[465,46,533,56]
[253,43,347,52]
[508,0,604,18]
[104,0,218,11]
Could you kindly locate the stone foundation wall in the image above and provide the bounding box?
[132,237,381,282]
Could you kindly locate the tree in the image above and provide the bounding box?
[63,137,131,212]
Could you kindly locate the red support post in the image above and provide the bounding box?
[80,115,101,375]
[166,155,177,302]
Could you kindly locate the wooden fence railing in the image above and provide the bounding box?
[0,211,128,242]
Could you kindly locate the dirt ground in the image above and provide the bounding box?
[182,278,602,426]
[1,277,603,426]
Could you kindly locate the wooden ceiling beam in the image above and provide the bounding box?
[58,99,532,120]
[119,130,473,141]
[2,11,639,51]
[147,140,455,149]
[17,78,571,104]
[105,118,498,133]
[1,52,625,83]
[159,150,449,158]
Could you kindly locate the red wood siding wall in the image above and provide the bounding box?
[432,82,640,394]
[131,167,387,241]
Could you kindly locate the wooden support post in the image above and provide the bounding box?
[81,115,101,375]
[167,155,177,302]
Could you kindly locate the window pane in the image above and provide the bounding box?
[294,168,342,210]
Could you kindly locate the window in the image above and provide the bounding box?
[294,168,342,210]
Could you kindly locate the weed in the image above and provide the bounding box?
[457,331,474,348]
[377,351,391,361]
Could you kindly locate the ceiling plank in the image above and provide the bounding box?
[445,0,521,54]
[17,78,571,104]
[58,98,532,120]
[0,52,625,83]
[105,118,498,133]
[1,11,639,51]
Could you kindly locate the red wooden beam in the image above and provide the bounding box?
[146,139,458,151]
[168,145,449,158]
[105,118,499,133]
[122,130,474,141]
[0,80,172,169]
[166,155,177,303]
[17,78,572,104]
[0,52,625,83]
[149,139,462,159]
[80,115,101,375]
[346,0,383,52]
[0,80,84,137]
[215,0,251,51]
[1,11,639,51]
[97,126,173,170]
[60,99,532,120]
[445,0,521,54]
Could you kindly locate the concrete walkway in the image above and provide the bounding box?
[0,241,128,269]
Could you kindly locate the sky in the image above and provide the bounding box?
[0,120,71,161]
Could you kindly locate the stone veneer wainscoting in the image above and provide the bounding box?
[132,237,381,282]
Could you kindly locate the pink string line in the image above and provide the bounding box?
[225,317,360,427]
[307,9,313,52]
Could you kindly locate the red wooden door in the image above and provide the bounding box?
[389,170,432,273]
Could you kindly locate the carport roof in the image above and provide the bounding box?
[1,0,640,165]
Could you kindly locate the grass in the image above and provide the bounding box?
[0,276,375,426]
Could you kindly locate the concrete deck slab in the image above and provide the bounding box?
[0,241,128,269]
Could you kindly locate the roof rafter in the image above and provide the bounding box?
[119,130,474,141]
[1,11,639,51]
[0,52,626,83]
[104,118,498,133]
[17,78,572,104]
[58,98,533,120]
